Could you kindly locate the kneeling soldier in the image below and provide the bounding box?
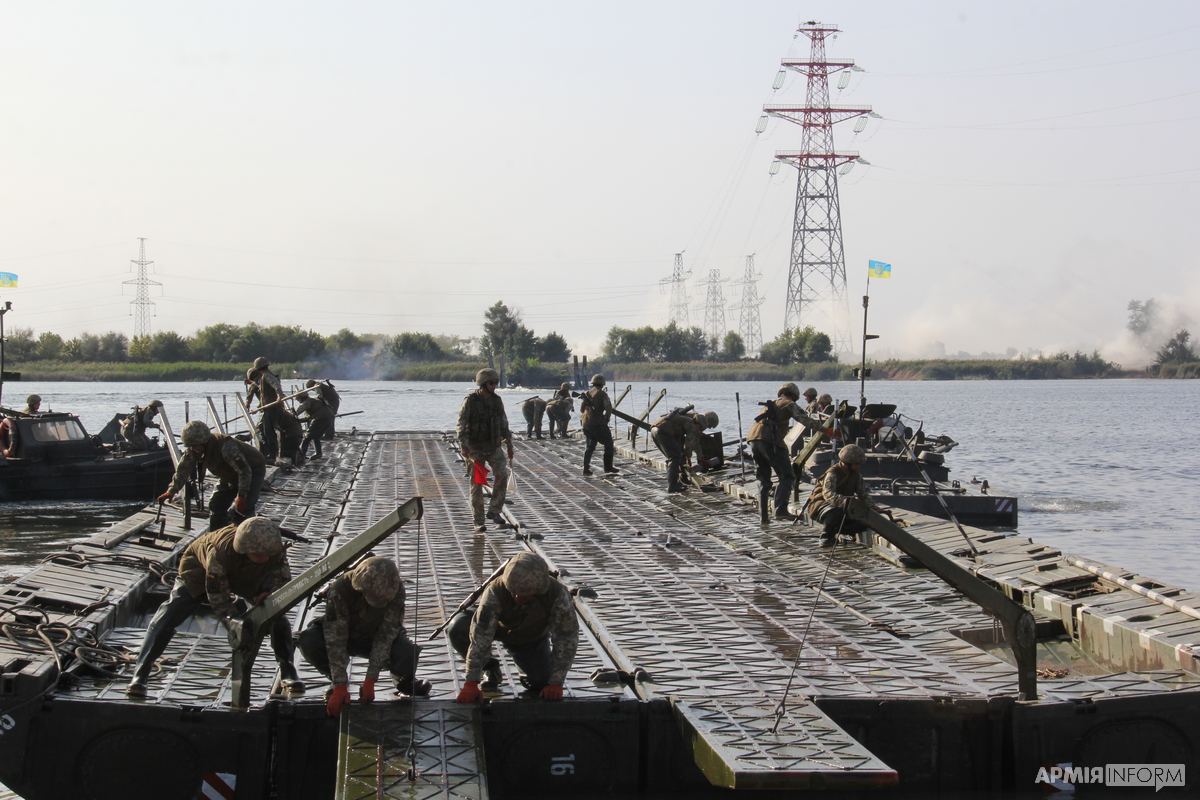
[804,444,871,543]
[126,517,303,697]
[298,556,430,716]
[450,552,578,702]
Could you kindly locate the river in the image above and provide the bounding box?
[2,378,1195,590]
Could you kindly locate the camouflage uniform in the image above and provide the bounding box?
[309,380,340,438]
[297,564,423,693]
[521,397,547,439]
[748,395,813,517]
[297,395,334,458]
[456,388,512,527]
[650,412,706,492]
[580,387,615,474]
[167,432,266,530]
[448,553,578,691]
[22,394,41,415]
[545,387,573,439]
[120,403,162,451]
[804,462,869,536]
[128,522,298,687]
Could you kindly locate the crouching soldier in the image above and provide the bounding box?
[520,396,547,439]
[804,444,871,544]
[297,391,334,460]
[650,410,719,494]
[158,420,266,531]
[298,557,430,716]
[126,517,303,697]
[450,553,578,702]
[545,383,573,439]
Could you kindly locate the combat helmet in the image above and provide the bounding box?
[702,411,719,428]
[502,552,551,596]
[803,387,818,400]
[25,394,40,407]
[233,517,283,556]
[838,444,866,465]
[559,382,571,392]
[349,556,401,607]
[253,356,270,370]
[148,399,163,408]
[778,382,800,401]
[180,420,213,447]
[475,368,500,386]
[305,379,318,388]
[590,374,605,387]
[818,393,832,405]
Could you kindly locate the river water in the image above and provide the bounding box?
[2,378,1196,590]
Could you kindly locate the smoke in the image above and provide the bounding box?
[1100,297,1195,368]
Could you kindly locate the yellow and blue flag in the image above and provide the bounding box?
[0,273,18,288]
[867,260,891,279]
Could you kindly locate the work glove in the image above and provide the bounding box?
[156,490,173,504]
[234,496,250,515]
[326,684,351,717]
[220,616,246,649]
[456,680,482,704]
[540,683,563,702]
[359,678,376,705]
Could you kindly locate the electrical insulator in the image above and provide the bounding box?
[773,69,786,90]
[755,114,768,134]
[839,161,855,176]
[853,116,868,133]
[768,161,781,176]
[837,71,851,90]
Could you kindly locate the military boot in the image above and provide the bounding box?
[759,490,771,524]
[393,674,432,696]
[125,675,148,698]
[278,662,306,696]
[481,660,502,692]
[582,453,593,476]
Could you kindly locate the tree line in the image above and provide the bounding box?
[602,323,834,365]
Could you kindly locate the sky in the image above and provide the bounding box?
[2,0,1198,365]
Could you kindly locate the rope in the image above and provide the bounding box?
[404,514,424,782]
[770,512,845,733]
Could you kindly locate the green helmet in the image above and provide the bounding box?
[26,394,41,407]
[148,399,163,408]
[839,444,866,465]
[233,516,282,556]
[180,420,212,447]
[559,382,571,392]
[703,411,719,428]
[590,374,605,387]
[818,393,832,405]
[475,368,500,386]
[253,356,270,370]
[778,383,800,401]
[350,556,401,608]
[803,387,818,400]
[502,552,551,596]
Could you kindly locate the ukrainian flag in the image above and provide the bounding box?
[0,273,18,288]
[867,260,891,279]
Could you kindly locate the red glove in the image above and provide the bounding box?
[326,684,351,717]
[234,496,250,514]
[456,680,482,704]
[471,462,489,486]
[540,683,563,701]
[157,490,173,504]
[359,678,375,704]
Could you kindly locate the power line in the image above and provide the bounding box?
[731,254,764,354]
[699,268,727,345]
[121,237,161,339]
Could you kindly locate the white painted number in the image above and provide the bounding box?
[550,753,576,777]
[0,714,15,734]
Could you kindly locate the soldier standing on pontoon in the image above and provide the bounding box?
[545,383,573,439]
[747,383,812,522]
[456,368,513,533]
[521,396,547,439]
[307,379,340,438]
[580,374,618,476]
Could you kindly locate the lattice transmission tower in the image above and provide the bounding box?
[731,254,764,354]
[764,22,870,355]
[699,269,727,345]
[123,237,161,339]
[659,252,691,326]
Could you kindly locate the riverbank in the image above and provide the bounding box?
[6,355,1170,382]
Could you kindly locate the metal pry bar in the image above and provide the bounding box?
[226,497,424,710]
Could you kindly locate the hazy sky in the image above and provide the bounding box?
[3,1,1197,364]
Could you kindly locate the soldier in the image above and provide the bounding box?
[307,379,340,439]
[298,557,430,716]
[120,399,164,451]
[456,368,513,533]
[245,367,278,461]
[126,516,303,697]
[802,387,819,414]
[545,383,573,439]
[650,409,719,493]
[251,357,303,465]
[23,394,41,415]
[747,383,815,522]
[804,444,871,543]
[520,396,548,439]
[158,420,267,530]
[450,552,578,703]
[297,391,335,460]
[579,374,618,476]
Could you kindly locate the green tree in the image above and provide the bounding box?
[148,331,190,361]
[36,331,64,360]
[326,328,366,353]
[539,331,571,363]
[1155,329,1197,365]
[190,323,240,361]
[759,326,835,365]
[390,332,445,362]
[97,332,129,361]
[720,331,745,361]
[1127,299,1157,339]
[4,327,37,361]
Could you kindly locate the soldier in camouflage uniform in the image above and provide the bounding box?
[158,420,267,530]
[650,410,719,493]
[245,366,278,461]
[298,557,430,716]
[307,379,340,438]
[456,368,513,532]
[804,444,871,542]
[450,552,578,702]
[580,374,618,476]
[520,396,548,439]
[802,387,819,414]
[545,383,573,439]
[250,357,304,465]
[126,516,303,697]
[120,399,163,451]
[748,383,817,522]
[22,394,41,415]
[296,391,334,460]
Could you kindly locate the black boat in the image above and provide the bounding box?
[0,410,174,502]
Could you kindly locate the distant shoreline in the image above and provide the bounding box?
[3,357,1179,382]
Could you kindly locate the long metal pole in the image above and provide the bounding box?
[0,302,6,409]
[859,274,870,417]
[735,392,745,479]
